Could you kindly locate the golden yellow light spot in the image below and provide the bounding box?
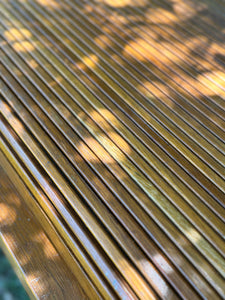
[204,71,225,84]
[7,115,25,136]
[33,233,59,259]
[94,35,112,49]
[13,41,34,52]
[124,38,181,68]
[77,54,98,70]
[98,135,126,162]
[97,0,147,7]
[78,109,128,163]
[139,81,174,108]
[124,38,152,61]
[109,132,130,153]
[98,108,118,124]
[90,109,119,130]
[108,15,128,25]
[0,203,17,226]
[117,259,157,299]
[84,4,94,13]
[185,228,202,243]
[77,138,115,164]
[28,59,38,69]
[83,54,99,68]
[90,111,111,130]
[146,8,178,25]
[197,71,225,95]
[37,0,60,8]
[185,36,208,49]
[4,28,31,41]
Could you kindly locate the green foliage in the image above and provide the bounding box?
[0,248,29,300]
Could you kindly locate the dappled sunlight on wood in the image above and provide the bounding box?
[208,43,225,64]
[172,70,225,98]
[96,0,147,8]
[117,262,157,299]
[197,71,225,93]
[159,62,225,103]
[1,234,18,254]
[36,0,60,9]
[185,36,208,49]
[77,108,131,163]
[123,38,155,62]
[19,253,30,266]
[90,109,120,130]
[27,59,38,69]
[172,0,196,19]
[158,41,190,63]
[141,259,170,298]
[77,138,115,164]
[152,254,173,275]
[185,228,202,244]
[77,54,99,70]
[1,103,25,136]
[49,75,63,87]
[90,111,112,131]
[33,233,59,260]
[0,204,17,226]
[0,163,88,298]
[145,8,179,25]
[1,0,225,297]
[123,38,182,68]
[26,272,46,294]
[98,135,128,162]
[108,132,130,153]
[13,41,34,52]
[77,133,130,165]
[111,14,129,24]
[139,81,174,108]
[5,190,21,207]
[83,4,94,13]
[3,27,34,53]
[173,3,195,19]
[94,34,113,49]
[4,28,32,41]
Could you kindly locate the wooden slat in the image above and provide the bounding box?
[1,0,225,299]
[11,0,225,184]
[0,154,90,300]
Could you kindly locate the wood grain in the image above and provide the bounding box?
[1,0,225,299]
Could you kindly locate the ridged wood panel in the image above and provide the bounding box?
[0,0,225,299]
[0,156,91,299]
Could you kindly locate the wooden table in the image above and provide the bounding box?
[1,0,225,298]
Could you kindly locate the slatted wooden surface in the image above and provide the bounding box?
[0,156,89,299]
[0,0,225,299]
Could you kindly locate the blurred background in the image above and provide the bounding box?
[0,248,29,300]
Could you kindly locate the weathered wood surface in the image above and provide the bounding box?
[0,0,225,299]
